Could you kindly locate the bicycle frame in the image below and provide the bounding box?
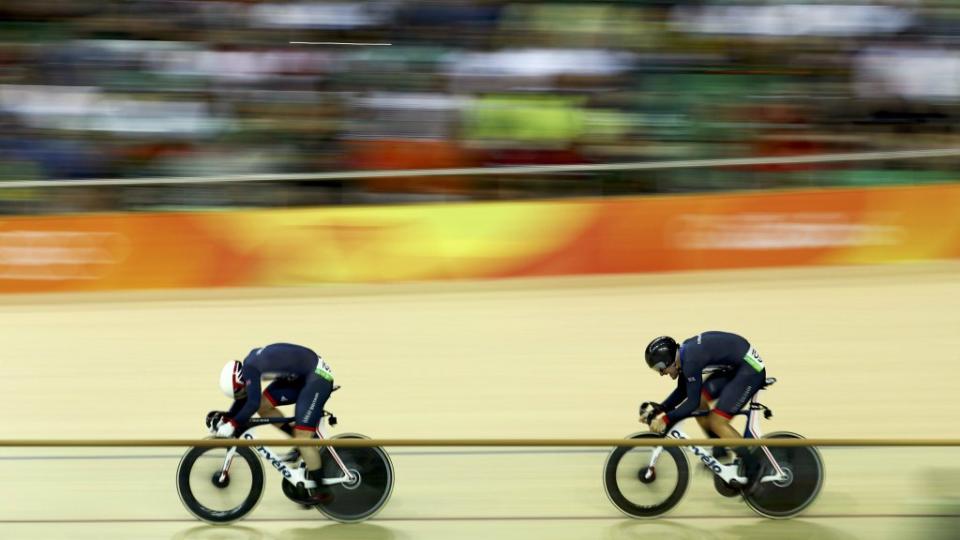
[647,392,787,486]
[217,415,357,488]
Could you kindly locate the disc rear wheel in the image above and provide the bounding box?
[313,433,395,523]
[742,431,824,518]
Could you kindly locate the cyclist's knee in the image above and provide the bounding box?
[707,410,733,431]
[257,402,277,416]
[697,397,710,411]
[292,427,316,439]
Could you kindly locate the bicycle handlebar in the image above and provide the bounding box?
[639,401,773,423]
[246,416,295,425]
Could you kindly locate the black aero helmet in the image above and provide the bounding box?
[645,336,679,371]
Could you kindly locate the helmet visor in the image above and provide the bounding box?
[649,360,669,372]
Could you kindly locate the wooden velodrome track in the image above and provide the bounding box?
[1,262,958,539]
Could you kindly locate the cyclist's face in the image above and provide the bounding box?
[659,360,680,380]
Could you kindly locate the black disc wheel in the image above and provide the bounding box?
[312,433,395,523]
[176,444,265,524]
[742,431,824,518]
[603,432,690,518]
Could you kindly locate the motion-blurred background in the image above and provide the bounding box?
[2,0,960,212]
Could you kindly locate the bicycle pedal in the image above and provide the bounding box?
[713,476,740,498]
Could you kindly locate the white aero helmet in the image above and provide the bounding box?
[219,360,245,398]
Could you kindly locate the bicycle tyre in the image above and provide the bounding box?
[742,431,824,519]
[176,444,265,524]
[314,433,395,523]
[602,432,690,518]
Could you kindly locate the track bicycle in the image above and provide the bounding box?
[176,394,394,524]
[603,377,824,519]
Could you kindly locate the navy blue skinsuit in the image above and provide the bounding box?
[225,343,334,432]
[659,331,766,428]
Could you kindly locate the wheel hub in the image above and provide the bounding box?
[341,468,362,490]
[772,465,794,488]
[211,470,230,488]
[637,466,656,484]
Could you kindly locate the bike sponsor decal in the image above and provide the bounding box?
[669,429,723,474]
[691,445,723,475]
[243,433,292,479]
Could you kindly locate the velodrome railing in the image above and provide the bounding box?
[0,147,958,190]
[1,438,958,448]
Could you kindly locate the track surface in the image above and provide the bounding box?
[1,263,958,539]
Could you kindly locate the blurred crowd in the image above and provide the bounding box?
[1,0,960,212]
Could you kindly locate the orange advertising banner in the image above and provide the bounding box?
[1,183,958,293]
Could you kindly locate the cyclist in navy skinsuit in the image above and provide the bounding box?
[210,343,335,503]
[644,331,767,489]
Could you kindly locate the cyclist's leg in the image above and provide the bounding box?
[263,378,307,461]
[708,366,764,438]
[292,374,334,499]
[261,378,304,435]
[697,371,733,435]
[709,366,766,487]
[699,371,734,459]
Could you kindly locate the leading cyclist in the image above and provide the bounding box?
[643,331,766,491]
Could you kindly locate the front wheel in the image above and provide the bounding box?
[602,432,690,518]
[176,443,265,524]
[742,431,825,519]
[312,433,395,523]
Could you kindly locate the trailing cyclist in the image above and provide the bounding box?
[207,342,335,503]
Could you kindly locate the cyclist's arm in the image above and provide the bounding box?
[659,377,686,412]
[228,370,263,426]
[663,372,703,426]
[225,398,245,417]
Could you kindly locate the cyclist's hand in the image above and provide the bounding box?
[215,418,236,438]
[639,403,663,425]
[205,411,226,431]
[650,415,668,434]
